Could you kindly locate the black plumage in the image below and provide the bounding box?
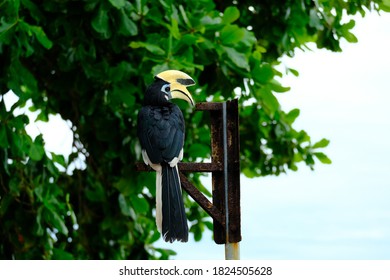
[138,105,184,164]
[137,76,190,242]
[161,162,188,242]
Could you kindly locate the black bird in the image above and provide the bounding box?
[137,70,195,242]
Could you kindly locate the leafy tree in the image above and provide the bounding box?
[0,0,388,259]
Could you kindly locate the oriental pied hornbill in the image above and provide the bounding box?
[137,70,195,243]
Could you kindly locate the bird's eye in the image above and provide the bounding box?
[161,84,170,93]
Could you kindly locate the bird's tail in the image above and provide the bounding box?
[155,163,188,242]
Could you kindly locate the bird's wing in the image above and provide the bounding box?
[137,105,185,164]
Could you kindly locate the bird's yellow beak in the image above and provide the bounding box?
[155,70,195,106]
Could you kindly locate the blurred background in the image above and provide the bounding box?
[2,2,389,260]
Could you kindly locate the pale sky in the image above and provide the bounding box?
[161,11,390,259]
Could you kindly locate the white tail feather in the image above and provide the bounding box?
[176,165,182,192]
[156,169,162,233]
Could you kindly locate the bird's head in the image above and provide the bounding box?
[144,70,195,106]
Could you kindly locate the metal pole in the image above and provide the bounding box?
[223,102,240,260]
[137,101,241,258]
[225,242,240,260]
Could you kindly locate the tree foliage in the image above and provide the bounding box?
[0,0,388,259]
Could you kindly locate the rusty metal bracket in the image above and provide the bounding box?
[135,99,241,245]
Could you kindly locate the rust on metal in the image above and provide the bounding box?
[179,173,224,226]
[210,103,225,244]
[135,162,223,172]
[135,100,241,245]
[225,99,241,243]
[195,102,223,111]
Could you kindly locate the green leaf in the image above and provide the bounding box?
[252,63,274,84]
[118,9,138,36]
[222,6,240,23]
[146,229,161,244]
[269,80,291,93]
[9,177,21,196]
[289,163,298,171]
[52,248,74,260]
[29,135,45,161]
[0,19,13,34]
[152,63,169,76]
[191,111,203,126]
[9,115,29,130]
[297,130,311,143]
[0,18,18,36]
[35,206,45,236]
[129,41,165,55]
[180,34,198,45]
[49,210,69,235]
[91,5,111,38]
[382,0,390,7]
[285,108,300,124]
[45,159,60,177]
[179,4,192,28]
[129,195,149,214]
[314,152,332,164]
[11,131,30,157]
[187,143,210,159]
[288,67,299,77]
[343,19,356,30]
[200,15,222,28]
[313,138,330,149]
[0,194,13,216]
[118,193,132,217]
[343,31,358,43]
[8,60,38,101]
[29,25,53,49]
[108,61,135,82]
[20,0,43,22]
[309,9,322,30]
[0,125,9,148]
[35,110,49,122]
[108,0,125,9]
[379,0,390,12]
[110,84,136,108]
[258,88,280,115]
[340,20,358,43]
[223,46,249,70]
[50,152,67,167]
[305,154,315,168]
[12,0,20,10]
[154,248,177,259]
[241,29,257,48]
[204,220,213,231]
[169,18,181,39]
[220,25,245,45]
